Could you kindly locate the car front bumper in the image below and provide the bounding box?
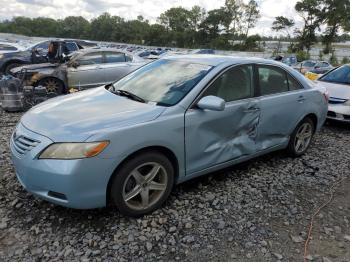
[327,104,350,123]
[10,123,117,209]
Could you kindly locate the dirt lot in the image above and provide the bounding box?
[0,109,349,261]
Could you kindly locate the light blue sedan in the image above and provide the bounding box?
[10,56,328,217]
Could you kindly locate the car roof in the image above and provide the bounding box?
[162,55,284,67]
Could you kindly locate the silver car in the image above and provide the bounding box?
[11,56,327,217]
[11,48,146,93]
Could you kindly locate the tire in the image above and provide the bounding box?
[110,151,174,217]
[4,62,22,75]
[38,78,64,94]
[287,117,315,157]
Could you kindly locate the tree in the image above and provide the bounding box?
[272,16,295,53]
[90,13,124,42]
[295,0,323,52]
[59,16,90,39]
[272,16,295,39]
[224,0,244,36]
[321,0,350,54]
[242,0,261,40]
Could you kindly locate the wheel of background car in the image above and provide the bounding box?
[110,151,174,217]
[287,117,315,157]
[38,78,64,94]
[4,62,22,75]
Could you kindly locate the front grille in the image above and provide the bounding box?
[328,97,347,104]
[12,134,40,155]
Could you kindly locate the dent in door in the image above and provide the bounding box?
[186,101,260,173]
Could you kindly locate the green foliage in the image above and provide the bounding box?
[341,57,350,64]
[318,50,324,60]
[329,52,338,65]
[296,50,310,61]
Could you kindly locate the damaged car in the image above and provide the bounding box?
[10,56,328,217]
[0,40,83,74]
[11,48,146,94]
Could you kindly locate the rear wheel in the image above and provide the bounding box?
[38,78,64,94]
[110,152,174,217]
[287,117,315,156]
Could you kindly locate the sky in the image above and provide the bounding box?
[0,0,302,36]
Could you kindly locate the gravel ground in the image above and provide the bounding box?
[0,109,350,261]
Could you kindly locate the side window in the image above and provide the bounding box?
[258,65,288,95]
[203,65,254,102]
[76,52,103,65]
[287,74,303,91]
[35,41,50,50]
[104,52,126,63]
[65,42,78,52]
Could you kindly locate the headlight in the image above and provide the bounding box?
[39,141,109,159]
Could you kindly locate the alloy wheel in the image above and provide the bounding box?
[122,162,168,211]
[42,79,61,93]
[294,122,313,154]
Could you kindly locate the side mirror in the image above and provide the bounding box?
[197,96,225,111]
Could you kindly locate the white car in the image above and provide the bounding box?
[314,64,350,122]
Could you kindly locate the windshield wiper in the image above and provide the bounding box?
[115,89,146,103]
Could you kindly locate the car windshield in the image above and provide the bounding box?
[303,61,316,67]
[319,65,350,85]
[110,59,212,106]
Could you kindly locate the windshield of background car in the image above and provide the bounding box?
[111,59,213,106]
[319,65,350,85]
[303,61,316,67]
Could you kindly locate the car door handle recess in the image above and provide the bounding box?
[244,107,260,113]
[297,96,306,102]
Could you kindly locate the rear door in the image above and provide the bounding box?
[255,64,306,150]
[100,51,141,83]
[67,51,105,89]
[185,64,261,174]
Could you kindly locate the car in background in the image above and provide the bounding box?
[189,49,215,54]
[0,42,22,53]
[11,48,146,93]
[281,55,298,66]
[314,64,350,122]
[0,40,83,74]
[293,60,333,75]
[10,56,327,217]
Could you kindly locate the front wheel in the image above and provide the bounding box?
[110,152,174,217]
[38,78,64,94]
[287,117,315,156]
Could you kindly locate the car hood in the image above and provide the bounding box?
[314,80,350,100]
[21,87,166,142]
[11,62,60,74]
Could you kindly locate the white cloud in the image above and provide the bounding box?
[0,0,301,36]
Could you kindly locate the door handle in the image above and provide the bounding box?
[244,107,260,113]
[297,95,306,102]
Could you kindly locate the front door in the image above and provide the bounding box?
[185,64,261,174]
